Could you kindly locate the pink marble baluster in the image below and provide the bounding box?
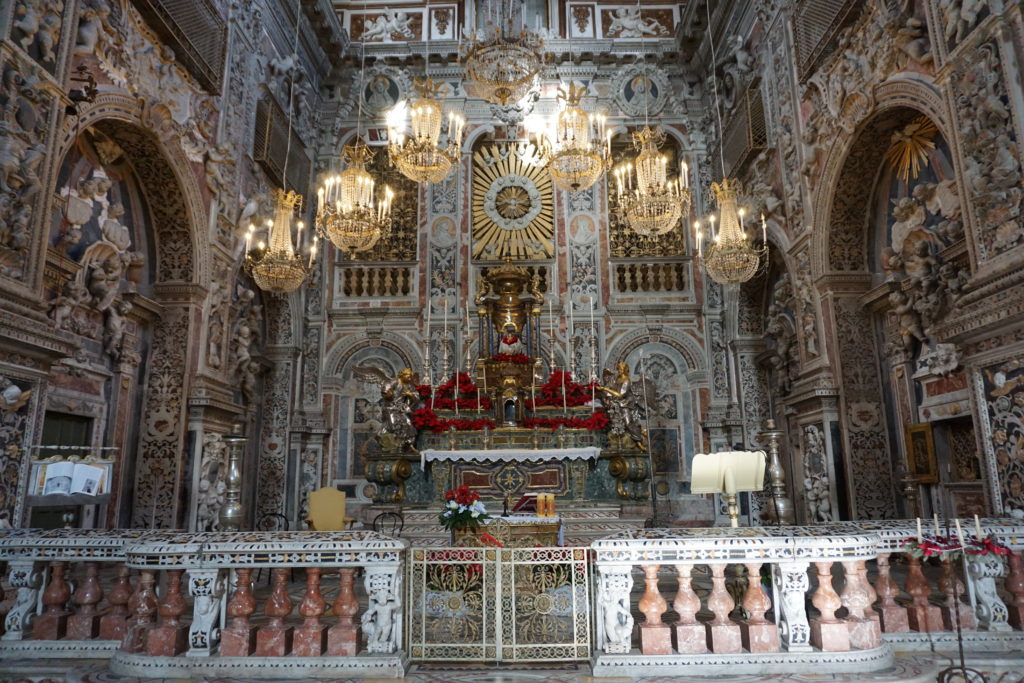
[120,570,157,653]
[146,569,188,655]
[740,562,779,653]
[100,564,132,640]
[938,555,976,631]
[638,564,670,654]
[873,553,909,632]
[905,555,943,632]
[294,568,328,656]
[328,569,360,656]
[34,562,71,640]
[221,568,257,656]
[841,560,881,649]
[1004,550,1024,630]
[67,562,103,639]
[810,561,849,651]
[673,564,706,654]
[255,568,293,656]
[706,563,742,653]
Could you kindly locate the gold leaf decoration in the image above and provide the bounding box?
[885,116,938,184]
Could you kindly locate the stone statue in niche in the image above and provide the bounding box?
[204,143,235,198]
[103,298,132,360]
[196,432,227,532]
[802,425,832,523]
[49,279,90,331]
[230,286,262,405]
[888,289,926,353]
[764,283,799,394]
[13,0,63,64]
[893,3,932,65]
[939,0,987,45]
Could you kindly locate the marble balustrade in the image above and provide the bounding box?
[590,520,1024,677]
[0,529,407,678]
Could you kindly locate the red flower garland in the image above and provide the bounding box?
[491,353,531,364]
[523,409,610,431]
[412,408,496,433]
[527,370,598,408]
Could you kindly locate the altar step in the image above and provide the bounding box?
[385,504,646,547]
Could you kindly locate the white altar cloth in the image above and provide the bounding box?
[421,447,600,470]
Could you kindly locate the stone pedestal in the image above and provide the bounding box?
[220,625,256,657]
[640,623,672,655]
[707,622,743,653]
[810,619,850,651]
[940,604,976,631]
[146,623,189,656]
[875,604,909,633]
[327,623,360,656]
[67,612,100,640]
[741,622,780,653]
[99,564,133,641]
[674,622,707,654]
[255,626,293,657]
[32,613,68,640]
[846,615,881,650]
[293,624,328,657]
[907,604,944,632]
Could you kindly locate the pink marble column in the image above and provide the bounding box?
[100,564,133,641]
[221,568,257,656]
[33,562,71,640]
[146,569,188,656]
[255,568,293,656]
[293,568,328,656]
[1003,550,1024,629]
[120,570,157,653]
[706,563,742,653]
[841,560,881,649]
[809,562,849,651]
[327,569,360,656]
[67,562,103,639]
[873,554,909,632]
[673,564,706,654]
[938,556,976,631]
[740,562,779,653]
[905,555,943,632]
[638,564,671,654]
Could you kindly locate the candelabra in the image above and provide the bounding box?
[758,419,795,525]
[697,178,766,285]
[612,126,691,237]
[386,78,465,184]
[243,189,314,293]
[316,143,394,256]
[527,82,611,192]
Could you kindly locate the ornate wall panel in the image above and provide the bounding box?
[979,358,1024,514]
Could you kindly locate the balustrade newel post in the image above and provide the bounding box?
[186,568,224,656]
[2,560,42,641]
[34,562,71,640]
[328,568,360,656]
[67,562,103,640]
[638,564,670,654]
[596,565,633,654]
[673,563,706,654]
[221,568,257,656]
[293,568,328,656]
[740,562,780,653]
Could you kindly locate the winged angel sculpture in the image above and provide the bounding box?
[598,362,657,451]
[353,366,422,453]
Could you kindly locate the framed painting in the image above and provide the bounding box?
[905,422,938,484]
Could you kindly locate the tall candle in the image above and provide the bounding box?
[567,298,574,379]
[933,514,940,536]
[549,298,555,367]
[955,518,964,543]
[975,514,982,538]
[916,517,922,542]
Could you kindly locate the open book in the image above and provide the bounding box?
[34,461,108,496]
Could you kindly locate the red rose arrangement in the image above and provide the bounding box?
[418,373,492,411]
[527,370,598,408]
[523,409,610,431]
[439,485,489,532]
[412,408,497,433]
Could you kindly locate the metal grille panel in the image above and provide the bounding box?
[408,546,591,662]
[254,97,311,193]
[723,85,767,176]
[792,0,860,80]
[133,0,227,94]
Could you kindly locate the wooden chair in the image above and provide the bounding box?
[306,486,356,530]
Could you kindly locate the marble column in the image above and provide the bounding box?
[873,553,909,632]
[740,562,779,652]
[809,562,849,651]
[673,564,706,654]
[638,564,671,655]
[706,563,742,653]
[220,568,257,656]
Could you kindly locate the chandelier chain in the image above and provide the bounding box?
[704,0,727,179]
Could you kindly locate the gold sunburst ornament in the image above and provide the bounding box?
[885,116,938,184]
[243,189,315,293]
[527,82,611,192]
[387,78,466,184]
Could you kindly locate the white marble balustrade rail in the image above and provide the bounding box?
[0,529,408,679]
[589,520,1024,677]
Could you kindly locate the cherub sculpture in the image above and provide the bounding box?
[597,361,656,451]
[354,366,421,452]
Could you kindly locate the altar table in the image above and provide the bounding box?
[420,447,600,470]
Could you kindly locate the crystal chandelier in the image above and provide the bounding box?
[243,189,315,293]
[527,82,611,192]
[461,0,543,106]
[612,126,691,237]
[697,179,767,285]
[387,78,465,184]
[316,142,394,256]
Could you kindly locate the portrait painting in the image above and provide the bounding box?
[905,422,938,484]
[363,75,401,113]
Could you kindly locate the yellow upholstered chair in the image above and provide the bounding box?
[306,486,356,530]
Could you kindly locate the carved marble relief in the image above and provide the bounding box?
[11,1,64,72]
[802,424,833,523]
[257,360,293,520]
[981,359,1024,514]
[0,375,34,526]
[195,432,226,532]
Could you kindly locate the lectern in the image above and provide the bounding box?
[691,450,767,527]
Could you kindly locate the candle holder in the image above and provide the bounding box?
[758,419,794,525]
[220,425,248,531]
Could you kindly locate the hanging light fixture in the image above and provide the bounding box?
[316,46,394,256]
[696,2,765,285]
[242,0,313,293]
[461,0,543,106]
[612,125,691,237]
[244,189,316,293]
[528,83,611,192]
[697,180,766,285]
[317,143,394,255]
[387,78,465,184]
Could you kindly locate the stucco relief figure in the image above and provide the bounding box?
[597,575,633,652]
[354,366,421,453]
[0,122,25,194]
[362,571,400,652]
[598,362,654,451]
[889,290,926,352]
[606,7,667,37]
[103,299,132,360]
[49,279,89,331]
[940,0,986,45]
[0,376,31,412]
[360,10,415,42]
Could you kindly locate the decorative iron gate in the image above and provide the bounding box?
[407,546,591,662]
